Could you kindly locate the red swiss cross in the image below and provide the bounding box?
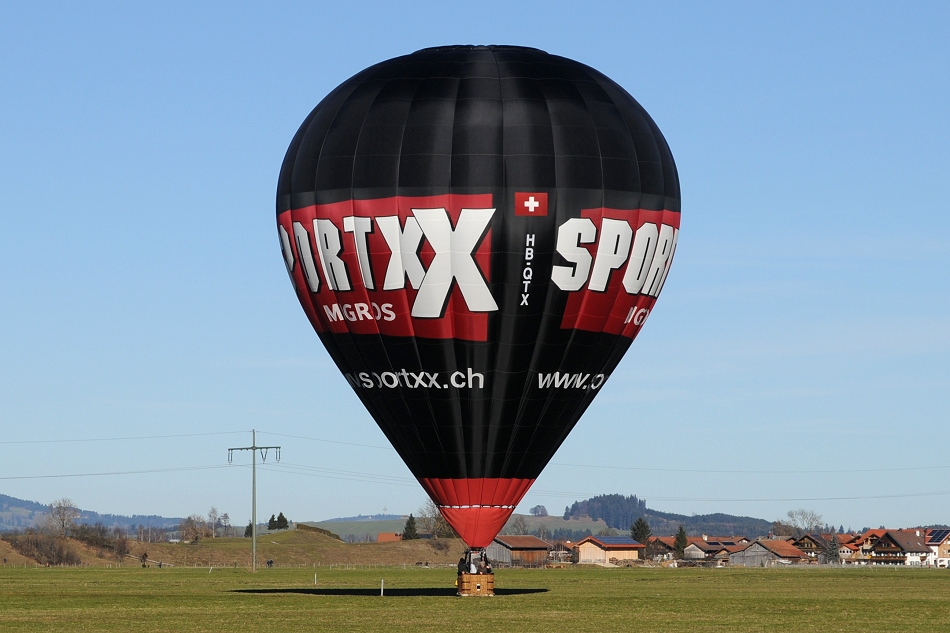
[515,192,548,216]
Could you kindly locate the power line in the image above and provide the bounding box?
[645,490,950,503]
[261,462,416,487]
[259,432,390,450]
[263,464,950,503]
[0,464,235,480]
[5,459,949,504]
[5,429,943,476]
[0,431,245,445]
[549,461,950,475]
[525,487,950,503]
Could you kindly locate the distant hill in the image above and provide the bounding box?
[563,494,772,538]
[322,514,406,523]
[0,493,182,533]
[305,519,407,541]
[0,494,47,531]
[2,491,772,539]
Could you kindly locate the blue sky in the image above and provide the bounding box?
[1,1,948,532]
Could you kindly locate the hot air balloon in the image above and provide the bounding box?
[276,46,679,550]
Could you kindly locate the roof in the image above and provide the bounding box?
[854,529,888,545]
[652,535,749,549]
[689,541,727,553]
[651,536,675,548]
[492,535,551,550]
[856,528,926,546]
[743,540,806,559]
[700,536,749,546]
[376,532,402,543]
[576,536,645,550]
[880,531,929,553]
[926,529,950,546]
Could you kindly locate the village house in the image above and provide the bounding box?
[845,529,929,565]
[729,540,807,567]
[790,533,854,559]
[486,535,550,568]
[925,529,950,568]
[649,535,677,558]
[683,542,718,560]
[575,536,645,565]
[869,530,930,566]
[853,529,887,560]
[839,542,860,564]
[651,535,749,561]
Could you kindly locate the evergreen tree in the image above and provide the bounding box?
[267,514,278,530]
[674,525,688,559]
[630,517,651,545]
[402,514,418,540]
[822,533,840,564]
[244,521,253,538]
[276,512,289,529]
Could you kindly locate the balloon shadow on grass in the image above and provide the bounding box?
[233,587,548,597]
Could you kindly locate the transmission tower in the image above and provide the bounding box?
[228,429,280,572]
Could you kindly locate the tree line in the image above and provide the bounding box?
[1,498,131,565]
[563,493,772,537]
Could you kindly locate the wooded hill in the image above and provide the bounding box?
[0,493,181,533]
[563,494,772,537]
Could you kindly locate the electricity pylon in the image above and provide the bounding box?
[228,429,280,572]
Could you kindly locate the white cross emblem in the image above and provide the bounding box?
[523,196,540,213]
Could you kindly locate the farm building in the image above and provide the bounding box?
[486,535,551,567]
[575,536,645,564]
[729,540,806,567]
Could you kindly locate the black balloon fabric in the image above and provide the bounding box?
[276,46,679,547]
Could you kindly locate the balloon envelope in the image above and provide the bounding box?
[276,46,679,547]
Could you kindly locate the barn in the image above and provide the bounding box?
[575,536,645,565]
[486,535,551,567]
[729,540,806,567]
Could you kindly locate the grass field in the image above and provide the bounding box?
[2,565,950,632]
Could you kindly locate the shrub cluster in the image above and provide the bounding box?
[72,523,130,559]
[2,530,81,566]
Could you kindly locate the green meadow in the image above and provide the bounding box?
[2,565,949,632]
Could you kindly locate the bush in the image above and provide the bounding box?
[3,530,81,566]
[72,523,131,560]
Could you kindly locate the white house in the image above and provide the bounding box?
[925,529,950,568]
